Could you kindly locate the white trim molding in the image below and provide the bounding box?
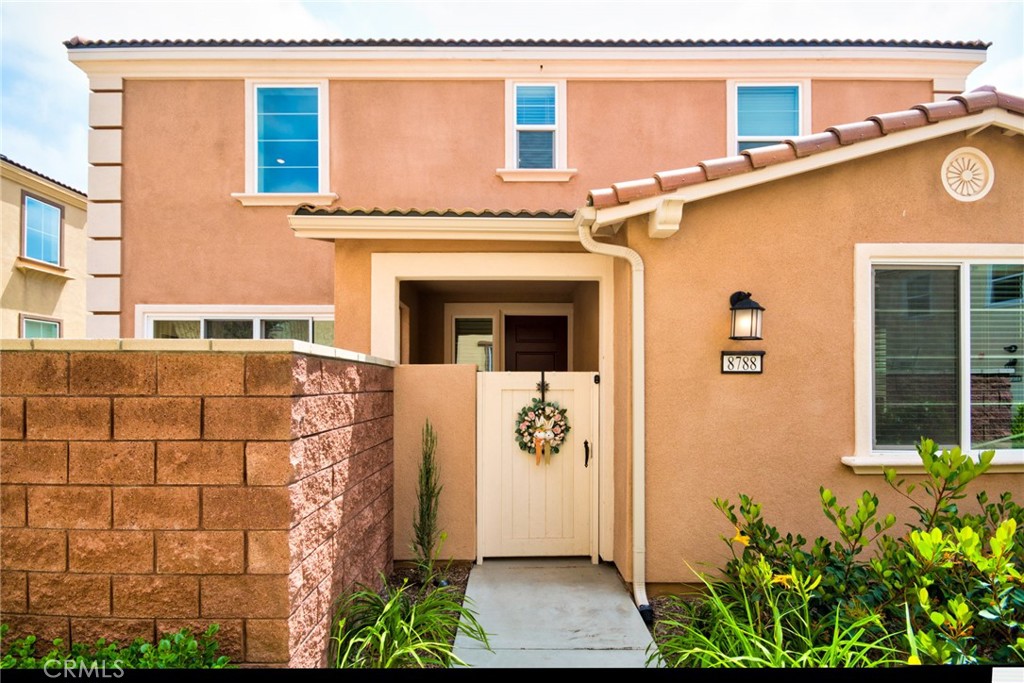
[231,192,338,207]
[847,242,1024,474]
[290,213,579,242]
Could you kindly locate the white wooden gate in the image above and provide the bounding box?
[477,372,598,560]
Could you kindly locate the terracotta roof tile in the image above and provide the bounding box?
[63,37,992,50]
[742,143,797,169]
[654,167,707,192]
[868,109,929,134]
[912,100,969,122]
[996,91,1024,115]
[0,154,85,196]
[953,89,1001,112]
[612,178,661,203]
[827,120,884,145]
[788,132,842,158]
[586,86,1021,210]
[699,155,753,180]
[294,206,576,218]
[589,188,619,209]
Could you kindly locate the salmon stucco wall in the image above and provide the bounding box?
[632,127,1023,583]
[810,79,934,133]
[119,80,334,336]
[0,342,394,667]
[393,364,477,561]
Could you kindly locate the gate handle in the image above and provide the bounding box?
[584,440,590,468]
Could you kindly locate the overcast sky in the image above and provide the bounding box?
[1,0,1021,192]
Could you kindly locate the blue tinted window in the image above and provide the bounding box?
[516,85,556,126]
[23,196,61,265]
[518,131,554,169]
[256,87,319,193]
[23,319,60,339]
[738,86,799,137]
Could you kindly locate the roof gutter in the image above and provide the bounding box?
[574,207,653,624]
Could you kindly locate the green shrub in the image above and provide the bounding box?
[659,437,1024,667]
[1,624,231,669]
[330,576,490,668]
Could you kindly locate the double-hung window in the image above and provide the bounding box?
[853,245,1024,469]
[500,81,573,181]
[733,83,803,153]
[234,81,333,205]
[22,193,62,266]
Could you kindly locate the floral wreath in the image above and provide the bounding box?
[514,397,571,465]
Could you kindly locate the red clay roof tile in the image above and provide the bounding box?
[654,167,707,191]
[868,109,929,134]
[787,132,842,158]
[827,120,884,145]
[294,206,576,218]
[953,89,1000,112]
[742,143,797,168]
[589,188,619,209]
[699,155,753,180]
[586,86,1020,210]
[612,178,661,203]
[912,100,969,122]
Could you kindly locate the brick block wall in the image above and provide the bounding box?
[0,343,394,667]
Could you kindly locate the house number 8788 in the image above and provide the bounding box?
[721,352,764,374]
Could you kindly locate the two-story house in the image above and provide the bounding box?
[1,155,87,339]
[65,38,1022,610]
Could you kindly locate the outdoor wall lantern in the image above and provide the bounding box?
[729,291,764,341]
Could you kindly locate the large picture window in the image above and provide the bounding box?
[256,85,321,193]
[872,262,1023,451]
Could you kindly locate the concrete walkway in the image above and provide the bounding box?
[452,558,655,668]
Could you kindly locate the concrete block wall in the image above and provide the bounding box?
[0,340,394,667]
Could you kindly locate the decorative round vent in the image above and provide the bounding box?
[941,147,994,202]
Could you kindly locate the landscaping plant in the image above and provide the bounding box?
[329,576,490,668]
[413,418,443,582]
[651,438,1024,667]
[1,624,231,669]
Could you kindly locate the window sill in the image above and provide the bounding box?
[841,452,1024,474]
[231,192,338,207]
[495,168,577,183]
[14,257,72,279]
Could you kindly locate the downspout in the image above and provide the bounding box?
[575,210,653,624]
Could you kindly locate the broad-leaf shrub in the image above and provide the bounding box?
[658,438,1023,667]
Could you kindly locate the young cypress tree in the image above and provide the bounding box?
[413,419,442,581]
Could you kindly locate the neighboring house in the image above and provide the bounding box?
[0,155,87,339]
[65,38,1022,608]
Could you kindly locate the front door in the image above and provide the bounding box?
[504,315,568,371]
[478,372,597,559]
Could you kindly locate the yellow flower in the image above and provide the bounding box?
[771,573,794,588]
[731,527,750,546]
[907,655,921,665]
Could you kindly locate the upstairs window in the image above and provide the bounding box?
[515,84,557,169]
[22,193,62,266]
[499,81,573,181]
[256,85,321,193]
[735,84,801,153]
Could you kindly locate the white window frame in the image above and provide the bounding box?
[497,80,576,182]
[21,316,61,339]
[846,243,1024,473]
[443,302,574,371]
[727,80,811,155]
[22,192,64,267]
[136,304,334,342]
[231,80,337,207]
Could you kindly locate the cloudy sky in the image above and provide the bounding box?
[1,0,1021,192]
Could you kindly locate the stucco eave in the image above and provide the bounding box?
[289,214,580,242]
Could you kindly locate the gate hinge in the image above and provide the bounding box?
[593,374,600,384]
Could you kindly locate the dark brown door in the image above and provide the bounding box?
[504,315,568,371]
